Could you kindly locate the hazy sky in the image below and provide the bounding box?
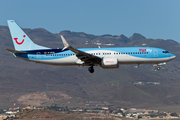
[1,0,180,42]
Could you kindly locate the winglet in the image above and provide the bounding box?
[60,35,70,51]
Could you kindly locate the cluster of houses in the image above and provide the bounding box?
[0,104,179,119]
[134,81,161,85]
[0,105,45,120]
[70,107,179,119]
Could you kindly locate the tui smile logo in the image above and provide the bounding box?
[14,35,25,45]
[64,42,67,46]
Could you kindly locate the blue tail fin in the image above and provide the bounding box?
[7,20,49,51]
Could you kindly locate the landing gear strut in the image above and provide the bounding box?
[88,62,94,73]
[88,66,94,73]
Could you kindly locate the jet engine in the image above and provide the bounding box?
[101,58,119,69]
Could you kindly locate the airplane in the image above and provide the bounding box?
[6,20,176,73]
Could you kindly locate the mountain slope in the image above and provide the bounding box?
[0,26,180,111]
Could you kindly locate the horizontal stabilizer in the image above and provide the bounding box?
[5,48,26,54]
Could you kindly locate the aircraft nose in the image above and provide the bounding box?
[172,55,176,59]
[170,54,176,60]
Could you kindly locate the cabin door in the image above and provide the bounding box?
[154,50,158,57]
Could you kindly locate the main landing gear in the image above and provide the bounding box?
[88,66,94,73]
[88,62,94,73]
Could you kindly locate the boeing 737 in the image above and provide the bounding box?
[6,20,176,73]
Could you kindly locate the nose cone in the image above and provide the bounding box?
[169,53,176,60]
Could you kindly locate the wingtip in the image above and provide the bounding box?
[60,35,69,48]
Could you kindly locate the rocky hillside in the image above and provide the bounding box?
[0,26,180,111]
[17,91,72,106]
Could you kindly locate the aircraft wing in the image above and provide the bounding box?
[60,35,101,63]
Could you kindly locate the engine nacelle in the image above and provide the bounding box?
[101,58,119,69]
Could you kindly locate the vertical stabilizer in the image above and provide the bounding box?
[7,20,49,51]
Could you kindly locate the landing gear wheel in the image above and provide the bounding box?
[157,66,160,71]
[88,67,94,73]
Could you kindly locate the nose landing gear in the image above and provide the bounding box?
[157,66,160,71]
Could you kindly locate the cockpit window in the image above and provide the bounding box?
[162,51,169,53]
